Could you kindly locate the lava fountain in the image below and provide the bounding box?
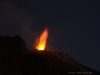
[36,27,49,50]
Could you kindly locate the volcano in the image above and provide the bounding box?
[27,50,100,75]
[0,36,100,75]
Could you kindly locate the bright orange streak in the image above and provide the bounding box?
[36,28,48,50]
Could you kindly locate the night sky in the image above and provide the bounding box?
[0,0,100,72]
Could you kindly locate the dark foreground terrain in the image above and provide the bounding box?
[0,36,100,75]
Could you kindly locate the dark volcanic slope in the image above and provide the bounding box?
[27,50,100,75]
[0,36,27,75]
[0,36,100,75]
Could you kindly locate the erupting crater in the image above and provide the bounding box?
[35,27,49,51]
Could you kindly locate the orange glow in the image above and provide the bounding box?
[36,28,48,50]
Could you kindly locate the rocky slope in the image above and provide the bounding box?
[0,36,99,75]
[27,50,100,75]
[0,35,27,75]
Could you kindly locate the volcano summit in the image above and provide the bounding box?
[0,36,100,75]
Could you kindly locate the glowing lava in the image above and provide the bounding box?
[36,28,49,50]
